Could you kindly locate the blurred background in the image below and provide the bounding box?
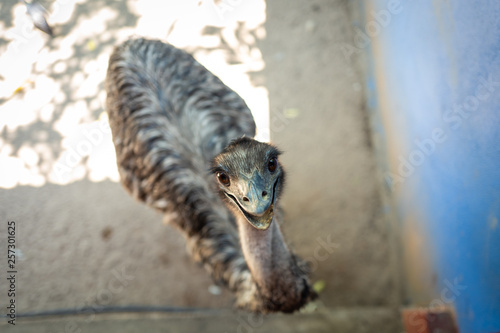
[0,0,499,332]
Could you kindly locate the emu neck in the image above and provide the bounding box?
[237,214,292,293]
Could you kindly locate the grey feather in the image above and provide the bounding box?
[21,0,53,36]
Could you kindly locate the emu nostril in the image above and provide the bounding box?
[262,191,268,197]
[242,197,249,202]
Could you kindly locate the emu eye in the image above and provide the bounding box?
[217,172,230,186]
[268,158,277,172]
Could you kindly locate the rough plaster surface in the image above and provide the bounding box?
[0,0,400,328]
[259,0,399,308]
[0,308,402,332]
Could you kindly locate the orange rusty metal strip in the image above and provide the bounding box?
[402,308,459,333]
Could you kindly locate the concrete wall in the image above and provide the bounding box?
[363,1,500,332]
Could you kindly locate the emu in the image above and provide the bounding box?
[105,38,316,313]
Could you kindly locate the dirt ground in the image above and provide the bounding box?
[0,0,401,330]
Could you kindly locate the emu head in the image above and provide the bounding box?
[211,137,285,230]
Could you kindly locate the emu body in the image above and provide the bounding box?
[106,38,315,312]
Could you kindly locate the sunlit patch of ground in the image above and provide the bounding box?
[0,0,268,189]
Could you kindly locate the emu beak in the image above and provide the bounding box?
[227,177,279,231]
[242,201,274,230]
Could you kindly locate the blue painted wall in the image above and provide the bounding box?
[361,1,500,332]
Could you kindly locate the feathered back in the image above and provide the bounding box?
[106,38,255,215]
[106,37,261,309]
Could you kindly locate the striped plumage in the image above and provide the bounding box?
[105,38,316,313]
